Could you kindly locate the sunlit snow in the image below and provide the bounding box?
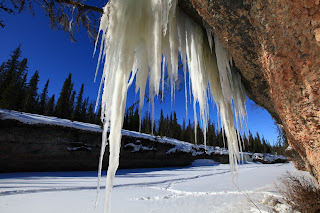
[95,0,247,212]
[0,162,303,213]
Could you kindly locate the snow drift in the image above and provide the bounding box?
[95,0,247,212]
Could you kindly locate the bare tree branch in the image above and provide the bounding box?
[2,0,104,40]
[56,0,102,14]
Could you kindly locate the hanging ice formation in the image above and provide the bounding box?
[94,0,247,212]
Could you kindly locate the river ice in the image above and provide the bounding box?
[0,161,304,213]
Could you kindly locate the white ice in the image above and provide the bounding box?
[95,0,247,212]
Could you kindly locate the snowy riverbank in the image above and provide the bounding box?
[0,161,307,213]
[0,109,287,169]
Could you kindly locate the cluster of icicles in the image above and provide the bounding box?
[94,0,247,212]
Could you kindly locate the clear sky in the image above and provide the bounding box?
[0,5,279,144]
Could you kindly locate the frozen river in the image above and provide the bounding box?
[0,161,302,213]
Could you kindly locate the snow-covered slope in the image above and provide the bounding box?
[0,109,102,132]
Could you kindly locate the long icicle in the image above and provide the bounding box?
[95,1,247,212]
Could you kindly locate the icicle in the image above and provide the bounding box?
[95,1,247,212]
[68,6,75,32]
[161,55,166,102]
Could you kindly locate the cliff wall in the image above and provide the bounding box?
[178,0,320,183]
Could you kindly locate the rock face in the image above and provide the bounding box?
[178,0,320,183]
[285,146,308,171]
[0,119,229,172]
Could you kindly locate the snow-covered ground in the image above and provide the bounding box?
[0,161,306,213]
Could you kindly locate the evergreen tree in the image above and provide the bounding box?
[164,115,169,137]
[87,101,96,123]
[180,118,186,141]
[172,111,179,139]
[55,73,73,118]
[39,79,49,114]
[16,71,28,110]
[0,46,28,110]
[216,128,225,148]
[73,83,84,121]
[255,132,261,153]
[15,58,28,110]
[196,121,203,145]
[2,46,22,82]
[132,107,139,132]
[1,81,17,109]
[185,119,194,144]
[23,70,39,113]
[158,109,164,136]
[45,94,55,116]
[96,104,102,126]
[141,111,152,134]
[207,120,217,147]
[69,90,76,119]
[80,97,89,121]
[248,131,254,152]
[17,58,28,82]
[169,112,173,138]
[123,108,129,129]
[0,62,5,82]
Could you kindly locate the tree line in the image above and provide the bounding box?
[0,46,101,124]
[123,107,284,154]
[0,46,287,154]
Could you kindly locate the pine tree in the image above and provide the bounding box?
[216,128,225,148]
[15,58,28,110]
[1,81,16,109]
[0,46,28,110]
[172,111,179,139]
[79,97,89,121]
[132,107,139,132]
[45,94,55,116]
[73,83,84,121]
[69,90,76,119]
[123,108,130,130]
[141,111,152,134]
[39,79,49,114]
[242,134,249,152]
[169,112,173,138]
[96,104,102,126]
[17,58,28,81]
[185,119,194,144]
[55,73,73,118]
[16,71,28,110]
[196,121,203,145]
[87,101,96,123]
[255,132,261,153]
[3,46,22,79]
[180,118,186,141]
[158,109,164,136]
[24,70,39,113]
[247,131,254,152]
[0,62,5,82]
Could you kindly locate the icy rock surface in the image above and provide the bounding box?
[95,0,247,212]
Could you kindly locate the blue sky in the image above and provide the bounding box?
[0,6,279,144]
